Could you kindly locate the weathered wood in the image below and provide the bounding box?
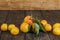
[1,11,60,40]
[0,12,8,40]
[41,11,60,40]
[48,11,60,40]
[0,0,60,10]
[25,11,43,19]
[25,11,50,40]
[5,11,26,40]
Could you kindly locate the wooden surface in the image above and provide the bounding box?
[0,0,60,10]
[0,10,60,40]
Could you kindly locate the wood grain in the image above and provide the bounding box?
[0,0,60,10]
[41,11,60,40]
[6,11,26,40]
[1,10,60,40]
[25,11,50,40]
[0,12,8,40]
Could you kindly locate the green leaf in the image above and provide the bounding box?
[39,23,46,32]
[34,17,46,33]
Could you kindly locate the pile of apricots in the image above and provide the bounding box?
[0,16,60,36]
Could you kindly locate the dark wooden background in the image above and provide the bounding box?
[0,10,60,40]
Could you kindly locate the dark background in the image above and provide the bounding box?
[0,10,60,40]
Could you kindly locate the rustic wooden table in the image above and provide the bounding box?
[0,10,60,40]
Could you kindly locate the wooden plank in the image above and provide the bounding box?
[6,11,25,25]
[25,11,50,40]
[40,11,55,24]
[0,11,8,40]
[41,11,60,40]
[48,11,60,40]
[1,10,60,40]
[25,11,43,19]
[0,0,60,10]
[26,32,50,40]
[5,11,26,40]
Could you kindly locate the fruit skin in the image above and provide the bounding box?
[1,23,8,31]
[45,24,52,31]
[10,27,19,35]
[20,22,29,33]
[53,23,60,29]
[8,24,16,31]
[53,28,60,35]
[41,20,48,26]
[32,23,40,35]
[24,20,33,25]
[24,16,32,21]
[24,16,33,25]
